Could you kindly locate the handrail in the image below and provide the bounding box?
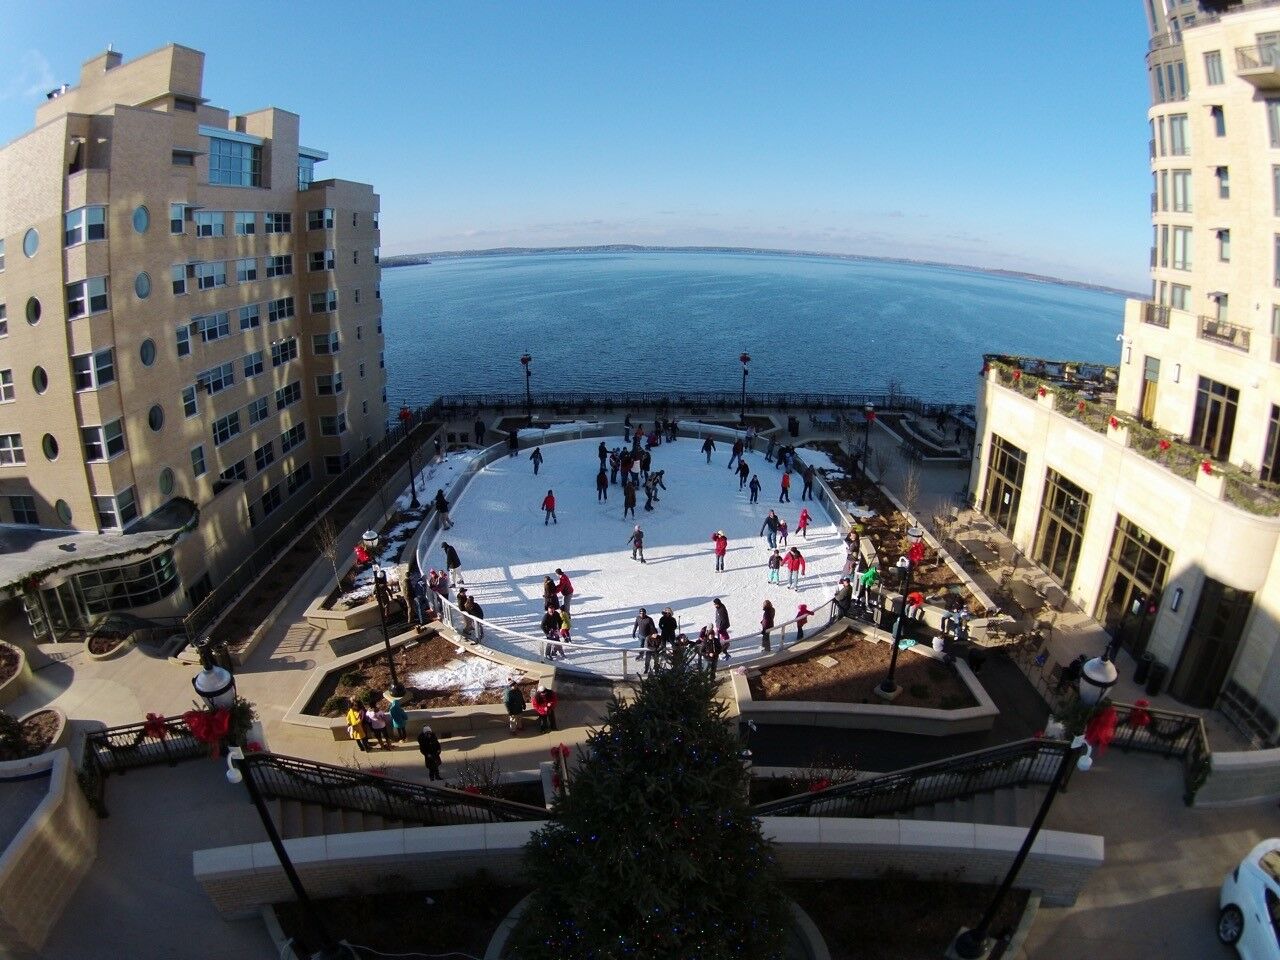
[1109,700,1211,805]
[240,751,548,825]
[79,714,217,817]
[753,737,1072,819]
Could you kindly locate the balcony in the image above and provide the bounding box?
[1235,44,1280,89]
[1141,302,1171,328]
[1198,315,1251,353]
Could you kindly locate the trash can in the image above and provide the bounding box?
[1134,652,1154,685]
[788,416,800,438]
[1145,661,1168,697]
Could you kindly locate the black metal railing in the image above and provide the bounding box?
[1198,315,1251,353]
[1108,700,1211,805]
[1141,301,1171,328]
[78,714,212,817]
[240,752,548,826]
[753,738,1072,819]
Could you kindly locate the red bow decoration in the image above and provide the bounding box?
[1129,699,1151,729]
[181,708,231,757]
[1158,439,1171,452]
[1201,459,1213,475]
[808,777,831,793]
[1012,369,1022,381]
[1077,401,1086,413]
[866,410,877,423]
[906,591,926,608]
[1037,386,1046,397]
[463,785,481,795]
[1084,703,1118,756]
[245,740,263,753]
[1108,416,1119,430]
[907,541,926,566]
[142,712,169,740]
[549,743,570,761]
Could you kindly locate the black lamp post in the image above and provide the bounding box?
[948,735,1093,959]
[862,403,876,479]
[362,530,406,699]
[520,352,533,426]
[875,526,924,701]
[739,352,751,423]
[398,404,419,509]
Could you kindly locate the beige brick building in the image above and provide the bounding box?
[0,44,386,639]
[971,1,1280,739]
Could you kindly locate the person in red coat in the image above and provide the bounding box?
[797,508,813,540]
[780,471,792,503]
[532,683,559,732]
[711,531,729,573]
[785,547,806,590]
[554,568,574,614]
[541,490,557,525]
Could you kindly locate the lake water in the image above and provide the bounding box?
[380,251,1126,406]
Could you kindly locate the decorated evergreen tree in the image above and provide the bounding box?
[512,647,788,960]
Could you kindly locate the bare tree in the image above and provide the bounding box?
[900,462,922,523]
[869,446,889,483]
[313,515,342,587]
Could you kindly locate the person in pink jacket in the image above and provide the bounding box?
[797,507,812,540]
[784,547,806,590]
[795,603,814,641]
[711,530,729,573]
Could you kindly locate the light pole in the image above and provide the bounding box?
[862,403,876,480]
[520,352,533,426]
[361,530,406,699]
[398,404,419,509]
[1078,652,1119,708]
[876,526,924,701]
[739,352,751,424]
[948,735,1093,960]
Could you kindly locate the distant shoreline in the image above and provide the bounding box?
[380,244,1142,300]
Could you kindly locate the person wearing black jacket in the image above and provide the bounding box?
[623,481,637,519]
[633,608,658,673]
[417,726,443,780]
[598,441,608,467]
[434,489,454,529]
[442,541,462,584]
[701,436,716,463]
[596,467,609,501]
[802,464,816,501]
[658,607,678,655]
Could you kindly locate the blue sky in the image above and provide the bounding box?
[0,1,1151,289]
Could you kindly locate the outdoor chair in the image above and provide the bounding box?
[1042,662,1065,695]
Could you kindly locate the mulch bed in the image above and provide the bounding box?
[789,878,1027,960]
[306,632,537,716]
[1,710,60,761]
[0,643,18,685]
[749,628,976,709]
[87,630,129,655]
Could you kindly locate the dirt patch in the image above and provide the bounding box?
[87,630,128,655]
[0,643,18,685]
[749,628,976,709]
[305,632,538,716]
[15,710,59,758]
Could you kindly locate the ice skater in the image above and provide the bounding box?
[555,568,574,613]
[442,541,463,585]
[633,608,658,673]
[760,509,780,548]
[802,464,816,500]
[711,530,728,572]
[701,436,716,464]
[795,603,814,642]
[541,489,557,525]
[728,438,744,470]
[542,575,560,612]
[737,458,750,489]
[765,436,776,463]
[623,480,637,519]
[784,546,806,589]
[797,507,813,540]
[748,474,761,504]
[530,446,544,475]
[598,441,608,468]
[596,466,609,501]
[609,449,621,485]
[541,605,562,659]
[628,524,646,563]
[434,489,454,529]
[760,599,776,653]
[712,599,731,658]
[767,549,782,584]
[779,471,792,503]
[778,518,789,547]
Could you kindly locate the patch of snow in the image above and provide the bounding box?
[798,447,846,476]
[406,657,522,699]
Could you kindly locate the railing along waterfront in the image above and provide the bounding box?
[753,738,1073,819]
[240,752,548,825]
[1108,700,1212,805]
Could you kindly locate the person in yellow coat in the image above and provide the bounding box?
[345,699,370,752]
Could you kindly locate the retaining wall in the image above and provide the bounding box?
[1196,746,1280,806]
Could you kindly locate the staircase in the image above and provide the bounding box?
[267,797,407,839]
[894,783,1047,827]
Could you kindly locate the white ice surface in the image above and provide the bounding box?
[421,437,846,674]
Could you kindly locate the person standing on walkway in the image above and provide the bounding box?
[713,598,731,658]
[737,458,750,489]
[417,725,443,780]
[701,436,716,464]
[842,529,861,574]
[779,471,792,503]
[541,489,557,525]
[475,419,487,445]
[748,473,762,504]
[760,509,780,548]
[795,603,814,642]
[760,599,776,653]
[388,697,408,742]
[801,464,816,501]
[555,568,574,613]
[503,680,526,734]
[435,489,454,529]
[767,549,782,585]
[785,546,806,589]
[778,519,789,548]
[658,607,678,655]
[346,699,370,752]
[832,578,853,621]
[530,446,544,475]
[532,683,559,732]
[797,507,813,540]
[364,704,391,749]
[596,466,609,501]
[429,569,448,616]
[633,607,658,673]
[465,595,485,640]
[442,541,463,585]
[623,481,637,519]
[711,530,729,572]
[628,524,646,562]
[855,564,879,608]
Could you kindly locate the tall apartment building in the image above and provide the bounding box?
[970,1,1280,740]
[0,44,386,640]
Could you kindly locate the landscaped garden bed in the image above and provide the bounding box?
[0,707,67,761]
[85,623,133,660]
[749,628,976,709]
[0,643,19,686]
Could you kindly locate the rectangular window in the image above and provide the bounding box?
[982,434,1026,536]
[171,264,188,296]
[373,247,380,264]
[0,240,4,270]
[1205,50,1223,85]
[247,396,269,425]
[1169,114,1189,155]
[1191,376,1239,460]
[170,203,186,235]
[0,304,7,338]
[312,332,340,354]
[1096,516,1172,659]
[260,485,283,518]
[275,381,301,411]
[316,372,344,395]
[66,277,109,318]
[195,261,226,290]
[1262,404,1280,482]
[267,296,295,323]
[271,338,298,366]
[207,136,262,187]
[0,434,24,465]
[176,325,191,358]
[1269,100,1280,149]
[72,348,116,390]
[1034,470,1092,591]
[235,258,257,283]
[1171,169,1191,212]
[8,495,37,525]
[254,441,275,472]
[182,385,199,418]
[309,289,338,313]
[243,350,264,378]
[1275,235,1280,287]
[1219,229,1231,262]
[320,413,348,436]
[297,156,315,192]
[308,249,336,272]
[219,460,247,483]
[239,303,260,330]
[64,205,107,246]
[191,445,207,478]
[1273,306,1280,364]
[1211,105,1226,137]
[172,150,195,167]
[0,370,13,403]
[95,487,138,530]
[280,422,306,453]
[379,350,385,369]
[1170,284,1190,310]
[264,212,292,234]
[234,211,256,236]
[1217,166,1230,199]
[1172,226,1192,270]
[308,208,335,230]
[194,211,225,238]
[197,361,235,395]
[286,463,312,496]
[82,420,125,461]
[325,452,351,475]
[197,312,231,343]
[265,255,292,278]
[212,411,242,446]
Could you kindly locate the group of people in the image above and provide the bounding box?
[502,679,560,735]
[344,696,444,780]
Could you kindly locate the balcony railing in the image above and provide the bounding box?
[1236,43,1280,88]
[1141,301,1171,328]
[1198,315,1251,353]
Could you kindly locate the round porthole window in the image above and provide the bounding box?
[25,297,40,325]
[159,467,175,496]
[139,338,156,366]
[55,500,72,524]
[41,434,58,460]
[31,367,48,394]
[132,205,150,233]
[22,228,38,258]
[134,272,151,299]
[148,404,164,432]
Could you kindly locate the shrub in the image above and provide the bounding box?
[322,696,349,716]
[909,684,931,699]
[339,670,366,687]
[0,710,23,762]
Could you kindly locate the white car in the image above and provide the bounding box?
[1219,838,1280,958]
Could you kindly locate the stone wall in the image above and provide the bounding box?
[1196,746,1280,806]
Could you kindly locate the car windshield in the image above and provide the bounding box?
[1261,850,1280,885]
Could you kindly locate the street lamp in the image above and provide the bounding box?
[191,643,236,709]
[875,526,924,701]
[520,352,533,426]
[361,530,406,699]
[862,403,876,480]
[1079,654,1119,707]
[398,404,420,509]
[739,352,751,423]
[948,735,1093,959]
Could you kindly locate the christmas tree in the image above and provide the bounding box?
[511,648,788,959]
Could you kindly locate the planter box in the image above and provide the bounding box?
[83,635,135,662]
[0,643,31,709]
[17,707,69,755]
